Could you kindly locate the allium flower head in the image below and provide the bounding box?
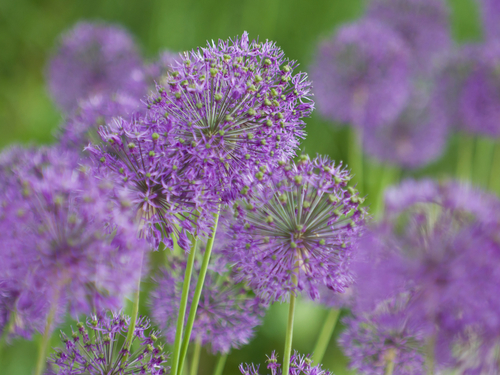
[49,312,169,374]
[223,154,365,303]
[311,19,411,129]
[478,0,500,40]
[0,147,147,331]
[239,351,331,375]
[361,85,449,169]
[339,297,427,375]
[367,0,452,71]
[47,22,147,113]
[147,31,313,202]
[150,256,265,354]
[88,115,213,248]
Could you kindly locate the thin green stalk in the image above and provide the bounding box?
[34,296,58,375]
[213,353,228,375]
[311,309,340,364]
[473,137,495,187]
[426,335,436,375]
[178,208,221,375]
[171,239,198,375]
[123,248,145,361]
[0,310,16,366]
[282,289,297,375]
[456,133,474,182]
[189,336,202,375]
[373,165,399,219]
[384,348,396,375]
[489,143,500,194]
[348,127,363,194]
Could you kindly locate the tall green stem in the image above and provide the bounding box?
[213,353,228,375]
[171,239,198,375]
[456,134,474,182]
[189,336,202,375]
[489,143,500,194]
[282,290,297,375]
[34,295,58,375]
[178,208,221,375]
[384,348,396,375]
[348,127,363,194]
[0,309,15,363]
[473,137,495,187]
[311,309,340,364]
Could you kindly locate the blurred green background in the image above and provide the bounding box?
[0,0,485,373]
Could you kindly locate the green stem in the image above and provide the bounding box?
[473,137,495,187]
[0,310,16,366]
[373,165,399,219]
[171,239,198,375]
[282,290,297,375]
[384,348,397,375]
[426,336,436,375]
[311,309,340,364]
[213,353,228,375]
[348,127,363,194]
[189,336,202,375]
[489,142,500,193]
[385,359,395,375]
[34,296,58,375]
[456,133,474,182]
[178,208,221,375]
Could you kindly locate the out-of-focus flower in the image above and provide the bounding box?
[223,154,365,303]
[47,22,147,113]
[147,31,313,203]
[477,0,500,41]
[311,19,410,129]
[150,255,265,354]
[48,312,169,374]
[239,351,331,375]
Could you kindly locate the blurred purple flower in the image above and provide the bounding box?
[311,19,411,129]
[223,154,365,303]
[47,22,147,113]
[477,0,500,41]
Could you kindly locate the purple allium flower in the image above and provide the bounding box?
[87,115,213,249]
[58,93,144,154]
[48,312,169,374]
[311,19,411,129]
[150,256,265,354]
[0,147,147,333]
[239,351,331,375]
[458,41,500,136]
[146,31,313,202]
[361,85,449,169]
[339,297,427,375]
[367,0,452,72]
[477,0,500,40]
[223,154,365,303]
[47,22,147,113]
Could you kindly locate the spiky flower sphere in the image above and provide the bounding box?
[239,351,331,375]
[0,147,147,334]
[311,19,410,129]
[59,93,143,154]
[147,31,313,202]
[150,256,265,354]
[48,312,169,374]
[47,22,147,113]
[88,115,213,249]
[339,297,427,375]
[361,86,449,169]
[367,0,452,71]
[223,154,365,303]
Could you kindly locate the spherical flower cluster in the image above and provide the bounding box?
[351,179,500,370]
[48,312,169,374]
[0,147,147,336]
[146,31,313,202]
[223,154,365,303]
[88,115,213,249]
[366,0,451,72]
[310,19,410,129]
[58,93,144,154]
[361,86,449,169]
[150,257,265,354]
[239,351,331,375]
[339,297,427,375]
[47,22,147,113]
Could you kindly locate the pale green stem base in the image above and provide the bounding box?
[473,137,495,187]
[0,309,16,363]
[189,336,202,375]
[311,309,340,364]
[348,127,363,193]
[172,239,198,375]
[178,207,221,375]
[282,291,297,375]
[213,353,228,375]
[385,360,395,375]
[489,143,500,194]
[456,134,474,182]
[426,336,436,375]
[34,297,58,375]
[373,165,400,219]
